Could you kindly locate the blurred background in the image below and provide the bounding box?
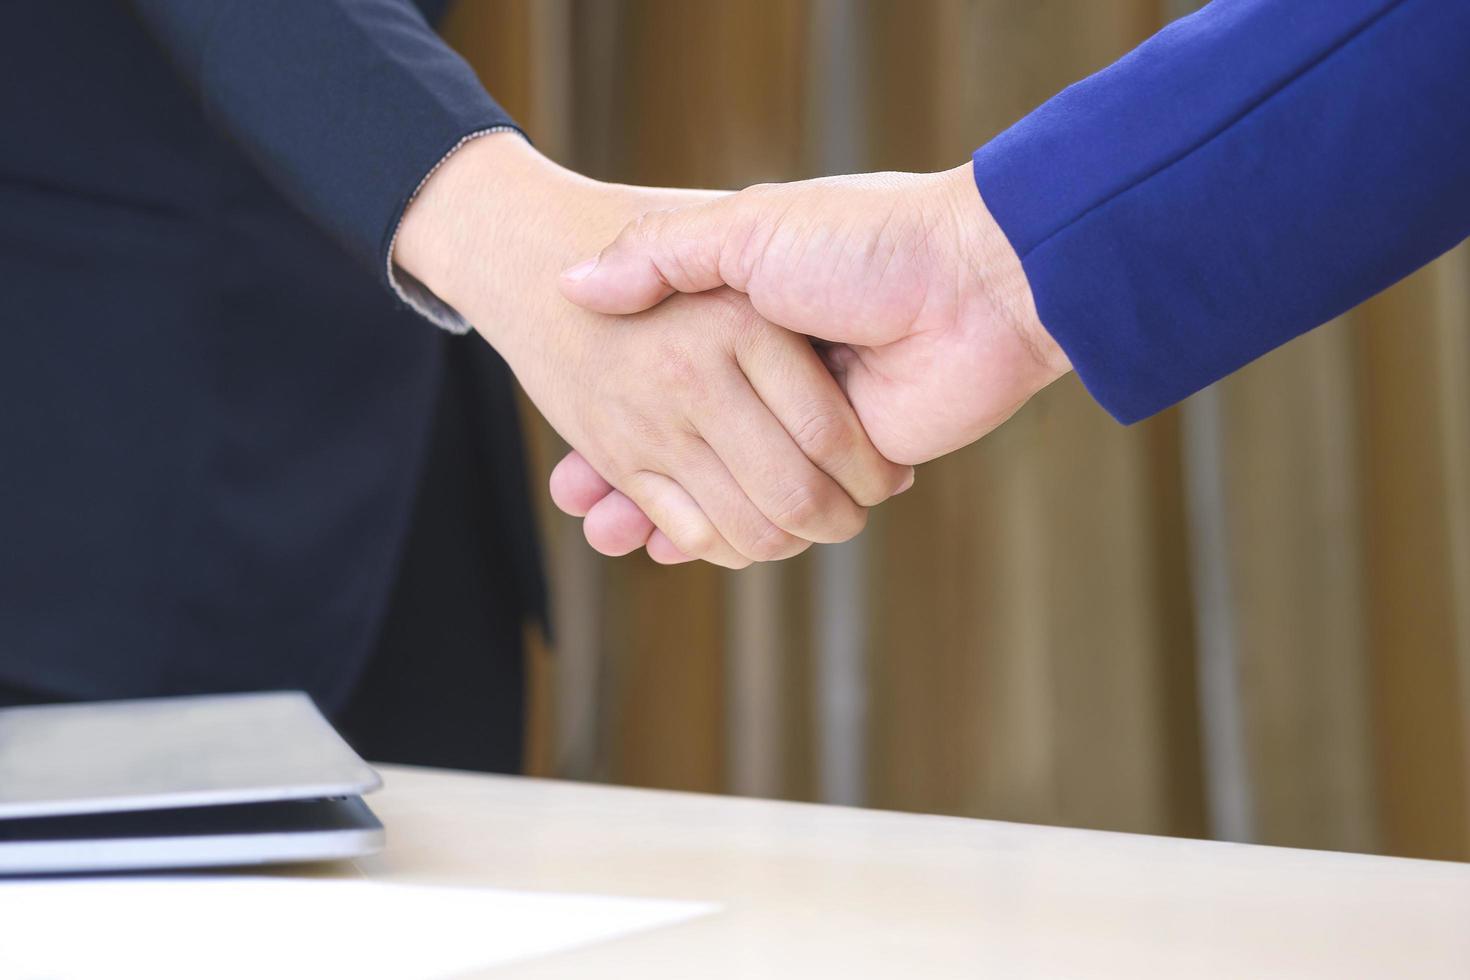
[442,0,1470,862]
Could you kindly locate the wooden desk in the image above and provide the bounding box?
[347,765,1470,978]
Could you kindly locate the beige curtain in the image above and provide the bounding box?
[444,0,1470,861]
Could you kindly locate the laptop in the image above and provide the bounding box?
[0,691,384,875]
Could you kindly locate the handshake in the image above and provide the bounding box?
[395,132,1072,568]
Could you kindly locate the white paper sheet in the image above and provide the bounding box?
[0,876,717,979]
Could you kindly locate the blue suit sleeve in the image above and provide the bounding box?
[126,0,519,291]
[972,0,1470,424]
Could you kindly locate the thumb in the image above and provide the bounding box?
[559,196,754,314]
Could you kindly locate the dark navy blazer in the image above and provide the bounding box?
[975,0,1470,423]
[0,1,531,707]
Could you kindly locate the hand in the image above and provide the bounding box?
[394,134,911,568]
[552,163,1073,560]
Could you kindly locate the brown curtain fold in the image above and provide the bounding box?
[445,0,1470,861]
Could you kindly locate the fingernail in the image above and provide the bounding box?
[896,469,916,494]
[563,256,599,281]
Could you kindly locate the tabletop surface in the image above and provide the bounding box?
[332,765,1470,978]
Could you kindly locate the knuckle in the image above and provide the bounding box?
[770,478,832,533]
[652,334,706,396]
[790,408,856,467]
[665,239,709,290]
[772,477,869,543]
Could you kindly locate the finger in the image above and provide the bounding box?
[549,451,698,561]
[549,451,615,517]
[645,530,694,565]
[582,491,655,557]
[738,329,913,509]
[559,195,759,315]
[637,434,811,565]
[621,470,752,570]
[667,442,812,564]
[694,353,871,545]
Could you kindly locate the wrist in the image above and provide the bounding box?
[393,132,604,333]
[937,162,1072,391]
